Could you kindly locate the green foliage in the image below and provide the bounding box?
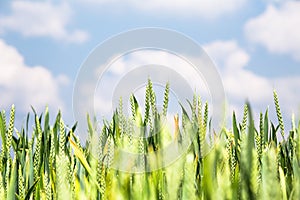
[0,80,299,199]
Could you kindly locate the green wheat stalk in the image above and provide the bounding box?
[6,105,15,157]
[162,82,170,117]
[273,90,285,138]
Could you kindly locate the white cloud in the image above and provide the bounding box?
[0,1,88,43]
[204,40,250,71]
[204,40,272,103]
[244,1,300,61]
[81,0,247,19]
[204,40,300,125]
[88,49,211,125]
[0,39,69,113]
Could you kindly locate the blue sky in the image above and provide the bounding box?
[0,0,300,137]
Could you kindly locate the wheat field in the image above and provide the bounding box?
[0,80,299,199]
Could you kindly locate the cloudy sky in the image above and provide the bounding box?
[0,0,300,136]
